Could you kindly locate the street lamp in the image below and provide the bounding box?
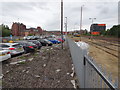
[80,5,84,41]
[89,18,96,24]
[89,18,96,39]
[65,17,67,35]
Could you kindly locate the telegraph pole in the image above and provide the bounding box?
[65,17,67,35]
[61,0,63,49]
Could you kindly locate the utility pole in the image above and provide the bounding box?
[65,17,67,36]
[61,0,63,49]
[80,5,84,41]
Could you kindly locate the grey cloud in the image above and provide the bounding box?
[100,7,109,14]
[2,2,34,11]
[2,2,48,12]
[0,1,118,31]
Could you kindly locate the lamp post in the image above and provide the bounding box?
[65,17,67,36]
[89,18,96,24]
[80,5,84,41]
[89,18,96,39]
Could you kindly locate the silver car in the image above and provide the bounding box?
[0,43,24,56]
[0,48,11,62]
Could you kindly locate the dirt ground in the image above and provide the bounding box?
[2,44,74,88]
[70,36,118,80]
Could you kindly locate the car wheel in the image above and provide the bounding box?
[24,50,27,54]
[2,58,11,64]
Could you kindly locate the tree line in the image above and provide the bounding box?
[83,24,120,38]
[100,24,120,38]
[0,24,11,37]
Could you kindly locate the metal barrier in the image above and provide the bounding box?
[67,38,118,89]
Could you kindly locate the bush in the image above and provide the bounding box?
[28,33,34,36]
[0,24,11,37]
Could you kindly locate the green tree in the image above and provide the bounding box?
[0,24,11,37]
[107,25,120,37]
[28,33,33,36]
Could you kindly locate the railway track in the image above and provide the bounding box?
[85,41,118,58]
[88,41,119,52]
[94,39,120,47]
[83,36,120,46]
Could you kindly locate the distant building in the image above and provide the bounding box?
[11,22,26,36]
[90,24,106,35]
[80,29,88,34]
[11,22,43,36]
[72,29,88,35]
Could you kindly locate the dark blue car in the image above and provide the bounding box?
[47,38,61,44]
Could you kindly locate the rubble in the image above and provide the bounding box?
[43,64,46,67]
[34,75,40,78]
[28,58,33,61]
[71,80,76,89]
[10,60,26,65]
[56,69,61,73]
[2,44,74,88]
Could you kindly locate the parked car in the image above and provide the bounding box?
[0,48,11,62]
[15,41,35,53]
[24,36,34,40]
[47,38,61,44]
[0,43,24,56]
[23,36,27,40]
[57,38,65,43]
[26,41,38,49]
[48,35,56,38]
[34,36,40,39]
[37,39,53,46]
[27,40,42,49]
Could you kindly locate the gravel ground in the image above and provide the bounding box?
[2,44,74,88]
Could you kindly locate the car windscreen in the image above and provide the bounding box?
[0,44,10,48]
[27,42,36,45]
[12,44,22,48]
[44,39,51,43]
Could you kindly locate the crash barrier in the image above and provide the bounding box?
[67,38,118,89]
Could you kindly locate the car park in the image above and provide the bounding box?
[0,43,24,56]
[0,48,11,62]
[26,40,42,49]
[15,41,35,53]
[37,39,53,46]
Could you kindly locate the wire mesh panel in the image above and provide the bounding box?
[84,56,117,89]
[67,38,118,89]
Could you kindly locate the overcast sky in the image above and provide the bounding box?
[0,0,119,31]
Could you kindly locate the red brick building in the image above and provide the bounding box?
[11,22,43,36]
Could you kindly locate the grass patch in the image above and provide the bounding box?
[18,61,26,64]
[31,52,38,57]
[33,53,38,57]
[18,56,26,59]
